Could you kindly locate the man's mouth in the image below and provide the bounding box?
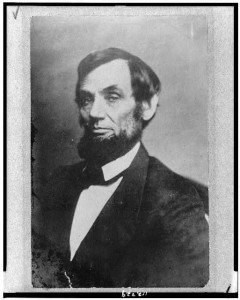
[92,128,112,134]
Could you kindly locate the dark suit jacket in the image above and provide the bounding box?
[33,144,209,288]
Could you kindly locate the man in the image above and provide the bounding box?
[35,48,209,288]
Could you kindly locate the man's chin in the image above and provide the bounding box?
[77,132,141,166]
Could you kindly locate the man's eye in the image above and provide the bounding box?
[81,97,92,106]
[106,94,120,102]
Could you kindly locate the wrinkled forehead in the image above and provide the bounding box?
[80,59,132,93]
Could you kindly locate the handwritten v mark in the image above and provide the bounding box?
[13,6,20,20]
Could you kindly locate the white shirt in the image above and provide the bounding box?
[70,142,141,261]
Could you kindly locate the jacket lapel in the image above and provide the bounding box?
[45,163,89,258]
[70,144,149,270]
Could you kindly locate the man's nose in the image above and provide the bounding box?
[89,96,106,119]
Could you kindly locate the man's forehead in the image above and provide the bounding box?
[81,59,132,92]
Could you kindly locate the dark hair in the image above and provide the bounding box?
[75,48,161,105]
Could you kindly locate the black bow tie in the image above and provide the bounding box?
[81,162,126,186]
[81,163,105,186]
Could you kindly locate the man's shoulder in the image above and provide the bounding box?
[146,156,208,214]
[48,161,85,183]
[42,161,85,207]
[146,155,207,193]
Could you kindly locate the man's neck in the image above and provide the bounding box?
[101,141,141,181]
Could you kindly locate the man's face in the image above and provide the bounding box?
[77,59,143,164]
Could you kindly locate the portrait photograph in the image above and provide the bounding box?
[4,4,235,295]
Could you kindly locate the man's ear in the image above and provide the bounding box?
[142,94,159,121]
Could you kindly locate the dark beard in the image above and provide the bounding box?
[77,103,144,166]
[77,128,142,166]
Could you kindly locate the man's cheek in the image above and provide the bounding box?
[79,110,90,126]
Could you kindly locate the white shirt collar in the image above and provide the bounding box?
[102,142,141,181]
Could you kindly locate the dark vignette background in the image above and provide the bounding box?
[31,15,208,226]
